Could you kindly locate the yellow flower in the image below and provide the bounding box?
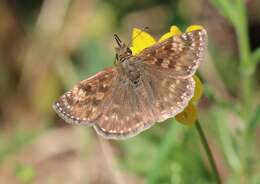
[130,25,204,125]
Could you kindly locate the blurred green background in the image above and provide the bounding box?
[0,0,260,183]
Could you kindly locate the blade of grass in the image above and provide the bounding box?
[210,0,239,27]
[214,109,242,172]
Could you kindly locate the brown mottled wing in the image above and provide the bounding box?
[138,29,207,78]
[143,66,195,123]
[53,67,117,125]
[93,63,195,139]
[94,77,157,139]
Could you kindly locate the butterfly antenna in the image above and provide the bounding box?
[127,26,149,48]
[114,34,122,47]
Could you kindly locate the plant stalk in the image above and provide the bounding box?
[195,121,222,184]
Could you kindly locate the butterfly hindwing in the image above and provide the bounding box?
[94,73,157,139]
[143,66,195,123]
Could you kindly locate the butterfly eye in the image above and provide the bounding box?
[127,48,132,54]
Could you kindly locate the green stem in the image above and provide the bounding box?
[252,47,260,66]
[235,0,252,118]
[195,121,222,184]
[211,0,252,117]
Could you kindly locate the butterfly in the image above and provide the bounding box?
[53,28,207,139]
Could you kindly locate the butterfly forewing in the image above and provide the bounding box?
[139,29,207,78]
[53,67,118,125]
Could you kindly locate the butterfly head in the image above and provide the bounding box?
[114,34,132,64]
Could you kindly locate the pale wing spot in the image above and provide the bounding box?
[111,114,118,121]
[161,60,170,68]
[172,42,178,48]
[95,92,105,100]
[199,47,204,51]
[92,107,97,113]
[169,93,173,98]
[162,79,168,87]
[111,114,115,119]
[169,84,175,92]
[114,115,118,121]
[78,89,85,96]
[182,34,187,40]
[72,88,86,101]
[177,102,182,106]
[161,110,167,114]
[189,47,195,51]
[66,92,71,97]
[101,127,106,131]
[175,66,182,71]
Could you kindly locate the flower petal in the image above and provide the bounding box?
[170,26,182,35]
[191,75,203,103]
[159,32,173,42]
[185,25,204,32]
[175,103,198,125]
[159,26,182,42]
[131,28,156,55]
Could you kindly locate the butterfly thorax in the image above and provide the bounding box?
[115,44,142,86]
[121,58,142,86]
